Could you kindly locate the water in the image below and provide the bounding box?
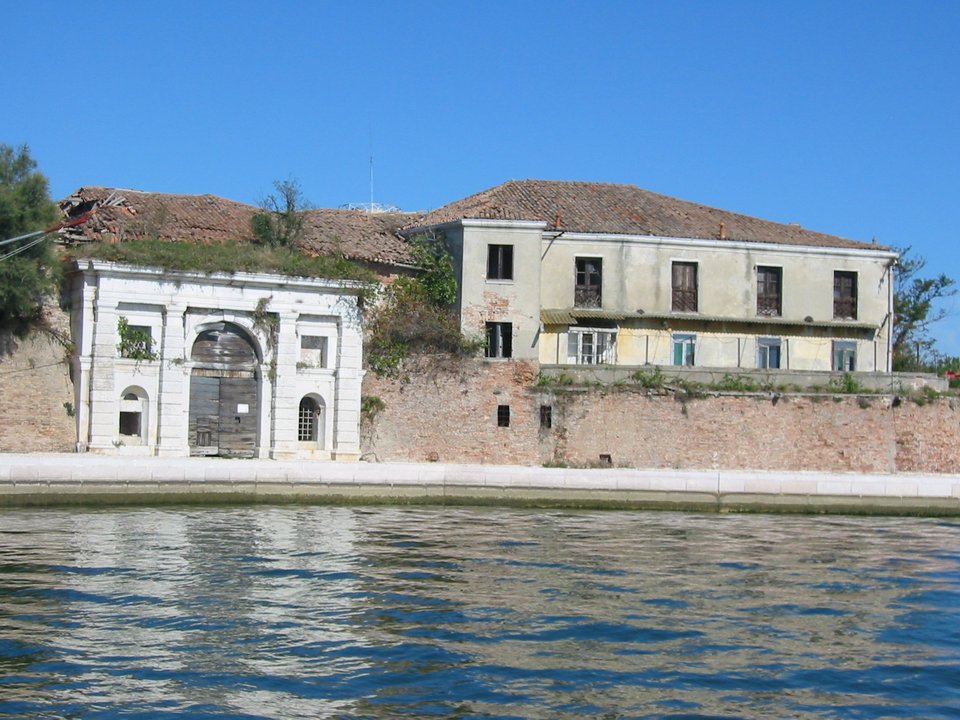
[1,506,959,719]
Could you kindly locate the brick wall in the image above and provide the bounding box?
[0,307,76,453]
[362,357,960,474]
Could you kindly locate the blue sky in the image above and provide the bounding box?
[4,1,960,353]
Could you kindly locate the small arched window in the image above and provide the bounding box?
[297,395,325,447]
[119,387,148,444]
[298,397,318,442]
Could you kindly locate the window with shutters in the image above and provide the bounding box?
[834,271,857,320]
[757,266,782,317]
[575,257,602,308]
[672,262,698,312]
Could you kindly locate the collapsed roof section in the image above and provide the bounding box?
[59,187,421,267]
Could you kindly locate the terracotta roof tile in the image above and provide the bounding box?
[416,179,881,250]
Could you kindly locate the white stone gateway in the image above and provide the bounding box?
[68,260,367,460]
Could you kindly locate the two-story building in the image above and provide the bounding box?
[407,180,897,374]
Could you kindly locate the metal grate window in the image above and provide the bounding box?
[298,397,317,441]
[497,404,511,427]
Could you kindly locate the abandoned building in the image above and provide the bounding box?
[408,180,897,374]
[69,259,367,459]
[57,187,417,459]
[34,181,908,461]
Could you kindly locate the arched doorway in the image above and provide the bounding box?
[188,322,260,458]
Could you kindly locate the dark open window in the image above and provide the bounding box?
[497,405,511,427]
[834,271,857,319]
[575,257,602,308]
[757,266,782,316]
[485,322,513,358]
[540,405,552,429]
[487,245,514,280]
[672,262,698,312]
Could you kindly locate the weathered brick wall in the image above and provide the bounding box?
[0,307,76,453]
[362,358,960,474]
[361,357,542,465]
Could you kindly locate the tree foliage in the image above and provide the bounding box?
[0,144,59,338]
[251,178,309,248]
[892,246,957,371]
[365,233,478,376]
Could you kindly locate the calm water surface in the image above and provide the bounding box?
[1,505,959,719]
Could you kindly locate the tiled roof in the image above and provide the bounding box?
[416,180,881,250]
[59,187,419,266]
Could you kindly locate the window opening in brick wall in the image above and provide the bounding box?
[673,333,696,366]
[487,244,514,280]
[834,271,858,320]
[485,322,513,358]
[575,257,602,308]
[757,337,782,369]
[497,404,511,427]
[540,405,552,429]
[757,266,782,316]
[672,262,698,312]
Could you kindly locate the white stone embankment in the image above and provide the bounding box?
[2,453,960,515]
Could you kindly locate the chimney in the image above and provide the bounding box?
[719,222,726,240]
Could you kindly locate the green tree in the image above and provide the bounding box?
[0,144,59,338]
[364,233,477,375]
[892,246,957,371]
[251,178,309,248]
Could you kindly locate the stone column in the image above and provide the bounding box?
[269,310,300,459]
[156,303,189,456]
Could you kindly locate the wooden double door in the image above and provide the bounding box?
[189,371,258,458]
[188,322,260,458]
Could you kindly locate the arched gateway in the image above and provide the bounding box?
[188,322,260,458]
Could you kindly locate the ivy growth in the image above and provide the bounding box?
[117,316,158,361]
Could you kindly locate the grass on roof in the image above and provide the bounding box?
[66,239,378,284]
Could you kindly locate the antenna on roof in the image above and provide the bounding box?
[339,125,402,213]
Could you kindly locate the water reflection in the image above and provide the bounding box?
[1,507,959,718]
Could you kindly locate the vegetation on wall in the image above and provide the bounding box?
[116,316,159,361]
[68,238,376,284]
[0,143,60,338]
[365,231,480,376]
